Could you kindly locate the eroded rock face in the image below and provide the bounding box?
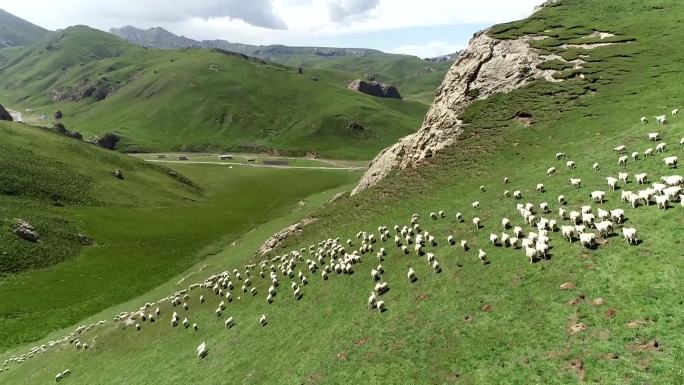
[256,218,317,256]
[352,31,560,195]
[348,79,402,99]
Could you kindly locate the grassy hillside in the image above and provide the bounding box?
[0,8,47,48]
[0,121,360,351]
[0,26,427,160]
[2,1,684,384]
[108,25,452,104]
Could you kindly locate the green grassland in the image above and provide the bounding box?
[2,0,684,384]
[0,122,360,351]
[0,26,428,159]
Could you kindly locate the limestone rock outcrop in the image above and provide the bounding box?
[352,30,561,194]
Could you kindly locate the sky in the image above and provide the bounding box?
[0,0,543,58]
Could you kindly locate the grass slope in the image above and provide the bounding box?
[2,1,684,384]
[0,122,360,351]
[0,8,47,48]
[0,26,427,159]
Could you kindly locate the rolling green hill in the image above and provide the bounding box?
[2,1,684,384]
[0,8,47,48]
[110,25,453,104]
[0,26,427,160]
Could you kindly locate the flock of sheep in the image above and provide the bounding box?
[3,110,682,382]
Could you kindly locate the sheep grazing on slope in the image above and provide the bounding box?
[590,191,606,203]
[225,317,235,328]
[618,156,628,167]
[501,218,511,229]
[595,221,613,237]
[566,161,576,169]
[655,115,667,124]
[558,195,566,205]
[461,240,469,251]
[456,212,464,222]
[547,167,556,176]
[680,137,684,146]
[513,191,522,199]
[480,186,486,192]
[478,249,487,264]
[661,175,683,186]
[536,183,545,193]
[673,108,679,116]
[504,190,511,197]
[259,314,268,326]
[664,156,678,169]
[569,178,582,189]
[504,177,510,183]
[618,173,629,184]
[197,342,208,359]
[407,267,417,282]
[561,225,575,242]
[613,145,627,153]
[539,202,550,213]
[655,195,669,210]
[632,152,639,161]
[656,143,667,153]
[579,233,596,249]
[473,217,481,229]
[592,163,600,172]
[368,292,377,309]
[622,228,638,245]
[606,177,618,191]
[472,201,480,209]
[556,152,567,160]
[640,116,647,124]
[636,173,648,184]
[489,233,499,246]
[644,148,654,157]
[648,133,660,141]
[376,301,386,313]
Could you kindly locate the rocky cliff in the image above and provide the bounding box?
[351,30,562,195]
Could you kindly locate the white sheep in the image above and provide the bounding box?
[656,143,667,153]
[225,317,235,328]
[592,163,600,172]
[640,116,647,123]
[606,177,618,191]
[547,167,556,176]
[509,237,519,248]
[618,172,629,184]
[648,133,660,141]
[597,208,609,221]
[595,221,613,237]
[456,212,463,222]
[489,233,499,246]
[368,292,377,308]
[197,342,208,359]
[501,218,511,229]
[566,161,576,169]
[622,228,638,245]
[513,191,522,199]
[655,195,669,210]
[259,314,268,326]
[478,249,487,264]
[569,178,582,188]
[473,217,481,229]
[673,108,680,116]
[636,173,647,184]
[480,186,486,192]
[644,148,654,157]
[561,225,575,242]
[556,152,566,160]
[407,267,416,282]
[558,195,566,205]
[610,209,625,223]
[581,205,592,214]
[447,235,455,245]
[504,190,511,197]
[536,183,545,193]
[513,226,524,238]
[632,152,639,161]
[582,213,595,227]
[472,201,480,209]
[655,115,667,124]
[661,175,683,186]
[558,207,567,219]
[376,301,386,313]
[590,191,606,203]
[504,177,510,183]
[461,240,469,250]
[579,233,596,249]
[618,156,628,167]
[539,202,550,213]
[664,156,678,168]
[613,145,627,153]
[680,137,684,147]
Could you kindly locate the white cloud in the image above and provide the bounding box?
[327,0,380,22]
[391,41,464,59]
[0,0,544,48]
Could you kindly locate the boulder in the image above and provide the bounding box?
[94,133,120,150]
[347,79,402,99]
[14,219,39,243]
[54,110,63,120]
[0,104,13,121]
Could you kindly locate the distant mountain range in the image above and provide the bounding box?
[0,8,48,48]
[110,25,454,63]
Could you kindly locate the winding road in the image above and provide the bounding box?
[145,159,366,171]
